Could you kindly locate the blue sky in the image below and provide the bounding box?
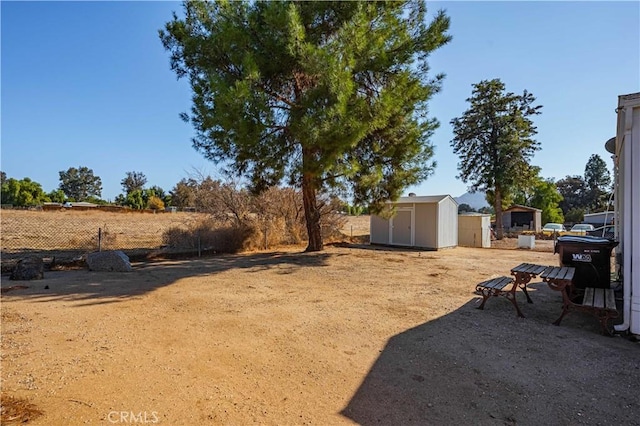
[2,1,639,202]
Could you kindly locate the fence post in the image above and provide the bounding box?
[98,228,102,252]
[264,226,268,250]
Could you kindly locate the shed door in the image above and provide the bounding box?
[391,209,413,246]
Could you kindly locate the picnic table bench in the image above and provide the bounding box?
[475,263,548,318]
[542,266,619,336]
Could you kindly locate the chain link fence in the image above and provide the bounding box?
[0,209,209,271]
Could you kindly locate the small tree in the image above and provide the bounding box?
[147,195,165,211]
[565,207,584,224]
[125,190,145,210]
[47,189,67,204]
[1,177,50,206]
[121,171,147,194]
[170,178,197,208]
[59,166,102,201]
[458,203,476,213]
[556,175,588,215]
[147,185,171,206]
[529,178,564,224]
[450,79,542,239]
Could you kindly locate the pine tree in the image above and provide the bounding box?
[160,0,451,251]
[450,79,542,239]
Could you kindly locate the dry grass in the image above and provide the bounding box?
[0,209,350,268]
[0,394,43,425]
[0,209,206,252]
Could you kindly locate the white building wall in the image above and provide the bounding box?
[614,92,640,335]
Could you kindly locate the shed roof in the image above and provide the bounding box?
[390,195,456,204]
[504,204,541,212]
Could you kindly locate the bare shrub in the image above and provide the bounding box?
[253,187,306,246]
[169,174,347,250]
[96,225,118,250]
[162,217,257,254]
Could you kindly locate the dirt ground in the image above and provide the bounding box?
[1,220,639,425]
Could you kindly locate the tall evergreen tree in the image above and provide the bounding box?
[450,79,542,239]
[160,0,451,251]
[584,154,611,212]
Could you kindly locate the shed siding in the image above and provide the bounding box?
[458,214,491,248]
[437,198,458,248]
[370,215,389,245]
[414,203,437,248]
[534,211,542,232]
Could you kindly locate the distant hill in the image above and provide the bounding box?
[454,191,489,210]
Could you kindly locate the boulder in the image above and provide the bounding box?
[10,256,44,280]
[86,250,132,272]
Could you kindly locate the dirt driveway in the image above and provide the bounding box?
[1,243,638,425]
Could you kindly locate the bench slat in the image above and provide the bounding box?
[583,287,595,307]
[605,289,617,311]
[512,263,544,274]
[478,276,513,291]
[563,267,575,281]
[532,265,548,275]
[558,266,574,281]
[593,288,605,309]
[543,267,561,280]
[488,277,512,290]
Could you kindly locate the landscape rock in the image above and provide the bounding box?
[86,250,132,272]
[10,256,44,280]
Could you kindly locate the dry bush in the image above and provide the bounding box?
[252,187,346,245]
[162,217,257,254]
[318,195,348,242]
[165,180,348,251]
[1,394,43,425]
[253,187,306,245]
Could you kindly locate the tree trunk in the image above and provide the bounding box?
[494,187,504,240]
[302,172,323,252]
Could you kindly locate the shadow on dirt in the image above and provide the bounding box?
[341,291,640,425]
[0,250,331,306]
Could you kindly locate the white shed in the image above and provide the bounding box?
[458,213,491,248]
[370,195,458,250]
